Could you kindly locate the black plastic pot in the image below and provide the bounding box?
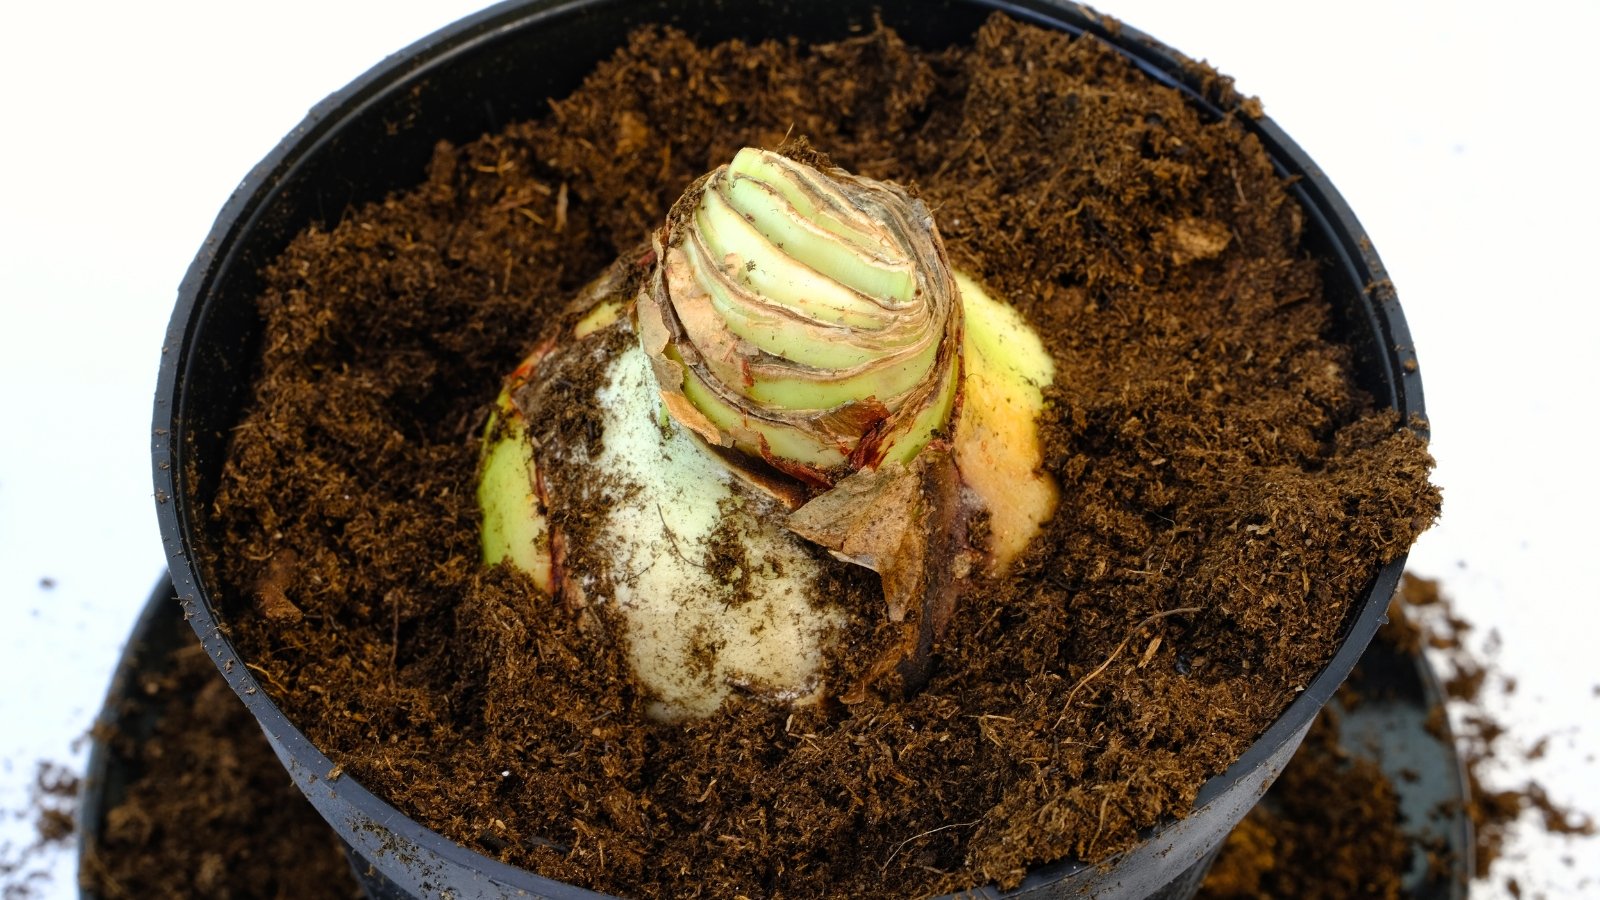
[151,1,1429,898]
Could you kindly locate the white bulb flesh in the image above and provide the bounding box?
[590,343,846,721]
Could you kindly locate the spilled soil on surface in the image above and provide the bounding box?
[0,763,79,900]
[204,14,1440,898]
[1391,574,1596,898]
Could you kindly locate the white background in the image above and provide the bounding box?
[2,1,1595,896]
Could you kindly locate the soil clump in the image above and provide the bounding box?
[206,14,1440,897]
[1199,596,1429,900]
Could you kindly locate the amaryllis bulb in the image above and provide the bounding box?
[477,146,1057,721]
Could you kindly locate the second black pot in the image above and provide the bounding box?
[151,1,1428,897]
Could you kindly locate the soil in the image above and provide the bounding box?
[78,623,360,900]
[205,14,1441,898]
[44,590,1425,900]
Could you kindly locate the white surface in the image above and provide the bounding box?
[1,1,1594,896]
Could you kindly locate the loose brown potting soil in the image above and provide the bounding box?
[1199,572,1600,900]
[78,626,360,900]
[206,14,1441,898]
